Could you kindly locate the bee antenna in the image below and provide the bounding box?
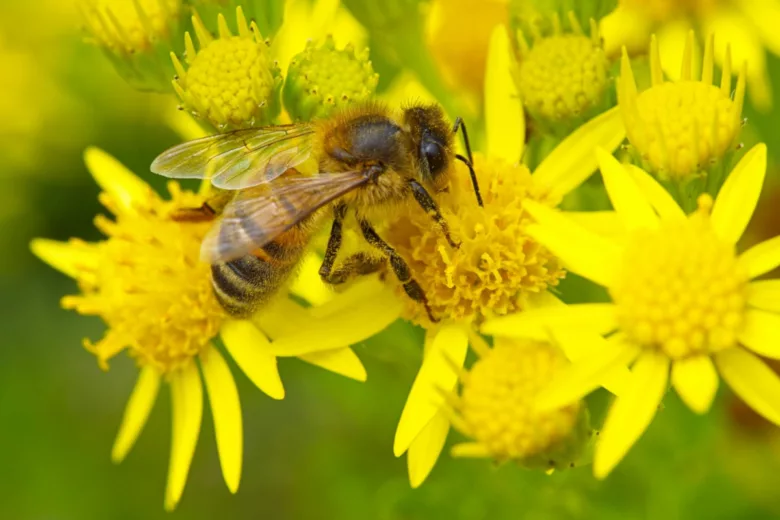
[452,117,483,207]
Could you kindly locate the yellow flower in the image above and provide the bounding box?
[30,149,366,510]
[484,142,780,479]
[601,0,780,110]
[619,32,745,183]
[447,337,593,470]
[269,25,626,488]
[514,12,611,131]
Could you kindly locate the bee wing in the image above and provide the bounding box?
[151,124,317,190]
[200,170,370,263]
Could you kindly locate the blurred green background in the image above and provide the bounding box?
[3,0,780,518]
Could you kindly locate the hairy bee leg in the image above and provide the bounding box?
[358,219,439,323]
[322,253,386,285]
[408,179,459,249]
[170,203,217,222]
[319,203,348,282]
[452,117,484,207]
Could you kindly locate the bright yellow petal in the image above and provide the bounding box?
[481,302,618,339]
[165,363,203,511]
[407,411,450,488]
[201,348,243,494]
[298,347,367,381]
[736,0,780,56]
[84,147,151,213]
[738,309,780,359]
[625,164,685,222]
[308,276,386,319]
[748,279,780,312]
[288,252,333,306]
[484,25,524,162]
[671,356,719,414]
[600,6,653,57]
[30,238,98,280]
[523,201,622,288]
[394,324,468,457]
[111,366,161,463]
[594,351,669,479]
[738,235,780,280]
[596,148,659,230]
[220,320,285,400]
[533,107,626,202]
[716,347,780,426]
[565,211,625,239]
[538,337,639,411]
[451,442,492,458]
[254,296,311,339]
[269,289,402,356]
[656,20,694,81]
[711,143,767,244]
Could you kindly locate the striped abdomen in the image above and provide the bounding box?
[211,228,309,318]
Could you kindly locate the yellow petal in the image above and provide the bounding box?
[165,363,203,511]
[269,290,402,356]
[394,324,468,457]
[407,411,450,488]
[84,147,152,213]
[484,25,524,162]
[482,302,618,339]
[747,280,780,312]
[111,366,161,463]
[288,252,333,306]
[533,107,626,202]
[738,309,780,359]
[594,351,669,479]
[523,201,622,288]
[735,0,780,56]
[299,347,367,381]
[451,442,492,458]
[566,211,625,240]
[600,6,653,57]
[656,20,694,81]
[30,238,99,280]
[538,337,639,411]
[716,347,780,426]
[254,296,311,339]
[625,164,685,222]
[596,148,659,230]
[201,348,243,494]
[220,320,285,400]
[711,143,767,244]
[309,276,386,319]
[738,235,780,280]
[671,356,719,414]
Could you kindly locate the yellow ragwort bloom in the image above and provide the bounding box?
[31,149,367,510]
[515,12,611,129]
[172,8,283,130]
[619,32,745,182]
[484,142,780,479]
[269,25,627,488]
[79,0,180,54]
[447,337,593,470]
[601,0,780,110]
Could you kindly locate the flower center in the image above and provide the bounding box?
[82,0,180,53]
[458,340,582,460]
[624,82,741,180]
[283,36,378,122]
[174,11,281,129]
[610,196,749,360]
[516,33,609,124]
[385,155,564,325]
[62,183,226,374]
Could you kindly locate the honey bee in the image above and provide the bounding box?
[151,103,482,320]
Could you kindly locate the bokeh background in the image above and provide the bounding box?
[3,0,780,518]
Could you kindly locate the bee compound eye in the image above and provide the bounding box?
[421,139,446,177]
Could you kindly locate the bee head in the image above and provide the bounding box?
[402,104,453,189]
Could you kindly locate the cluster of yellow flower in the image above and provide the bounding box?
[32,0,780,511]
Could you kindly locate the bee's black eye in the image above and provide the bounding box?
[421,139,446,177]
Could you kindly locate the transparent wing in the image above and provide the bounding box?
[201,170,369,263]
[150,124,316,190]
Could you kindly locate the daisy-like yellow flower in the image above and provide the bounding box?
[31,149,367,510]
[445,336,594,471]
[269,25,627,487]
[484,142,780,479]
[619,32,745,186]
[601,0,780,110]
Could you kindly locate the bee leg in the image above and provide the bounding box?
[358,219,439,323]
[408,179,459,249]
[169,203,217,222]
[323,253,386,285]
[452,117,484,207]
[319,203,348,282]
